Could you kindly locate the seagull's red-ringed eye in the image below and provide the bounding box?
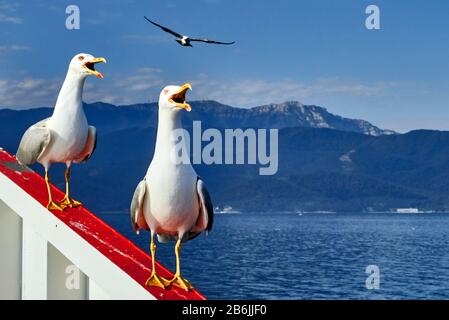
[78,56,85,61]
[163,89,169,95]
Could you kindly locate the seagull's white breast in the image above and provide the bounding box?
[144,158,199,236]
[38,73,89,165]
[44,110,88,163]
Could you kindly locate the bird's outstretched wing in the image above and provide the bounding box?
[144,16,183,38]
[130,178,150,234]
[189,178,214,240]
[16,118,52,165]
[74,126,97,163]
[189,38,235,45]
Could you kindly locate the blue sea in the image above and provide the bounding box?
[100,212,449,300]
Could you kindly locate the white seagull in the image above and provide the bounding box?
[16,53,106,211]
[144,17,235,47]
[131,83,214,291]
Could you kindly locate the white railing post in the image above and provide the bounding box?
[88,278,111,300]
[0,200,22,299]
[47,243,88,300]
[22,220,48,300]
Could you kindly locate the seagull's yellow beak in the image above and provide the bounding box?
[83,57,107,79]
[169,83,192,112]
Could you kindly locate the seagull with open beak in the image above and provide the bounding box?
[131,84,214,291]
[16,53,106,210]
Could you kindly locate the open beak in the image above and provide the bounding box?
[169,83,192,112]
[83,57,107,79]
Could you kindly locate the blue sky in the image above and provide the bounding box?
[0,0,448,132]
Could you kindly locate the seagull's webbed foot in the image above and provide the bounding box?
[58,195,83,209]
[44,170,63,211]
[47,200,63,211]
[145,236,170,289]
[145,272,170,289]
[168,239,194,291]
[169,273,194,291]
[58,166,83,209]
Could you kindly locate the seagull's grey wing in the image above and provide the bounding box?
[144,16,183,38]
[130,178,149,234]
[74,126,97,163]
[189,38,235,45]
[189,178,214,240]
[16,118,52,165]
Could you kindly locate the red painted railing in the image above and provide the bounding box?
[0,148,205,300]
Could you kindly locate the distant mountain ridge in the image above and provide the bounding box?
[0,100,394,136]
[250,101,395,136]
[6,100,449,214]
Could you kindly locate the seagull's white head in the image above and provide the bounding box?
[68,53,107,79]
[159,83,192,112]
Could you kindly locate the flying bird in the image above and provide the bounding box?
[144,16,235,47]
[16,53,106,211]
[131,83,214,291]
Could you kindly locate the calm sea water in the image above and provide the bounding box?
[100,212,449,300]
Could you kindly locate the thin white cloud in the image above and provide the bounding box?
[0,1,22,24]
[113,69,163,93]
[0,67,400,109]
[0,13,22,23]
[0,65,166,107]
[0,45,32,54]
[0,77,60,108]
[187,76,399,107]
[136,67,162,73]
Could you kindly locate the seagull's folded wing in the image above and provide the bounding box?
[189,178,214,240]
[74,126,97,163]
[16,118,52,165]
[130,178,150,233]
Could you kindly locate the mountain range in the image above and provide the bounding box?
[1,100,449,213]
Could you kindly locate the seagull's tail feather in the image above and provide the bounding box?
[157,232,200,243]
[157,234,176,243]
[188,231,201,241]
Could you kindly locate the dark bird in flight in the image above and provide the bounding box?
[144,17,235,47]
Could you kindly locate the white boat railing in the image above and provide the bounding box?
[0,149,205,300]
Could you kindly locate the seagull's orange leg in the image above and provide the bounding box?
[58,166,82,209]
[168,239,194,291]
[145,233,170,289]
[44,169,63,211]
